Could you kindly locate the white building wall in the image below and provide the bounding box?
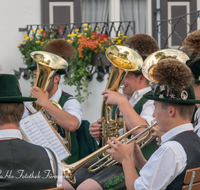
[0,0,107,123]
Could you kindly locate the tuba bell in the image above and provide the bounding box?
[101,45,143,146]
[142,49,189,82]
[30,51,71,150]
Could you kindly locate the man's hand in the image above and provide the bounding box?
[106,137,135,165]
[89,118,103,142]
[150,120,164,146]
[102,90,126,106]
[30,86,49,107]
[132,141,147,170]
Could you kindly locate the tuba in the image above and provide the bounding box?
[30,51,71,150]
[142,49,189,82]
[101,45,143,146]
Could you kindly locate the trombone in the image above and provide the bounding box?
[62,121,158,184]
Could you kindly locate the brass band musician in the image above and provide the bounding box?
[107,58,200,190]
[0,74,69,189]
[183,29,200,136]
[64,34,160,190]
[25,39,83,164]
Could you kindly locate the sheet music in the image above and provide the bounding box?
[20,111,70,161]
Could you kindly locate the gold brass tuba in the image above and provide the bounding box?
[101,45,143,146]
[142,49,189,82]
[30,51,71,150]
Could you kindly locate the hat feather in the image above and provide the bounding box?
[182,30,200,55]
[43,39,75,60]
[152,59,193,94]
[125,33,159,58]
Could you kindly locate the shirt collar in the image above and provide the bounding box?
[0,129,23,140]
[161,123,194,145]
[49,87,62,102]
[124,86,152,105]
[129,86,152,100]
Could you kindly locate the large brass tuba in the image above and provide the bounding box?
[142,49,189,82]
[30,51,71,150]
[101,45,143,146]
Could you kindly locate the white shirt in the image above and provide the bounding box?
[194,107,200,137]
[0,129,62,187]
[134,123,193,190]
[124,86,155,125]
[49,87,83,127]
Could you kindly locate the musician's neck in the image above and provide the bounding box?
[0,123,19,130]
[48,85,58,99]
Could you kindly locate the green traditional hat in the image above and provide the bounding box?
[27,62,66,75]
[0,74,36,102]
[143,58,200,105]
[186,53,200,84]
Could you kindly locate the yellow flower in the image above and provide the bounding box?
[22,41,26,45]
[75,29,79,32]
[120,33,124,36]
[41,42,44,46]
[84,33,87,35]
[124,36,127,38]
[84,28,88,31]
[31,30,35,33]
[78,34,82,38]
[101,47,104,49]
[35,40,40,43]
[68,34,72,37]
[71,33,77,38]
[83,23,87,27]
[67,39,73,43]
[96,28,99,30]
[17,44,20,47]
[24,34,28,39]
[116,37,119,39]
[117,40,122,44]
[99,44,101,47]
[25,37,30,40]
[89,25,91,28]
[39,29,43,32]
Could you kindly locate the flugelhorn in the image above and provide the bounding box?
[62,121,158,184]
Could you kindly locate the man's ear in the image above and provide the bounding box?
[139,74,145,83]
[54,74,60,83]
[168,106,176,117]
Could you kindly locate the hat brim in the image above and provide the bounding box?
[56,69,66,75]
[143,93,200,105]
[194,79,200,84]
[0,97,37,103]
[27,65,37,71]
[27,66,66,75]
[129,70,142,74]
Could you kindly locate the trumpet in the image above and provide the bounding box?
[62,121,158,184]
